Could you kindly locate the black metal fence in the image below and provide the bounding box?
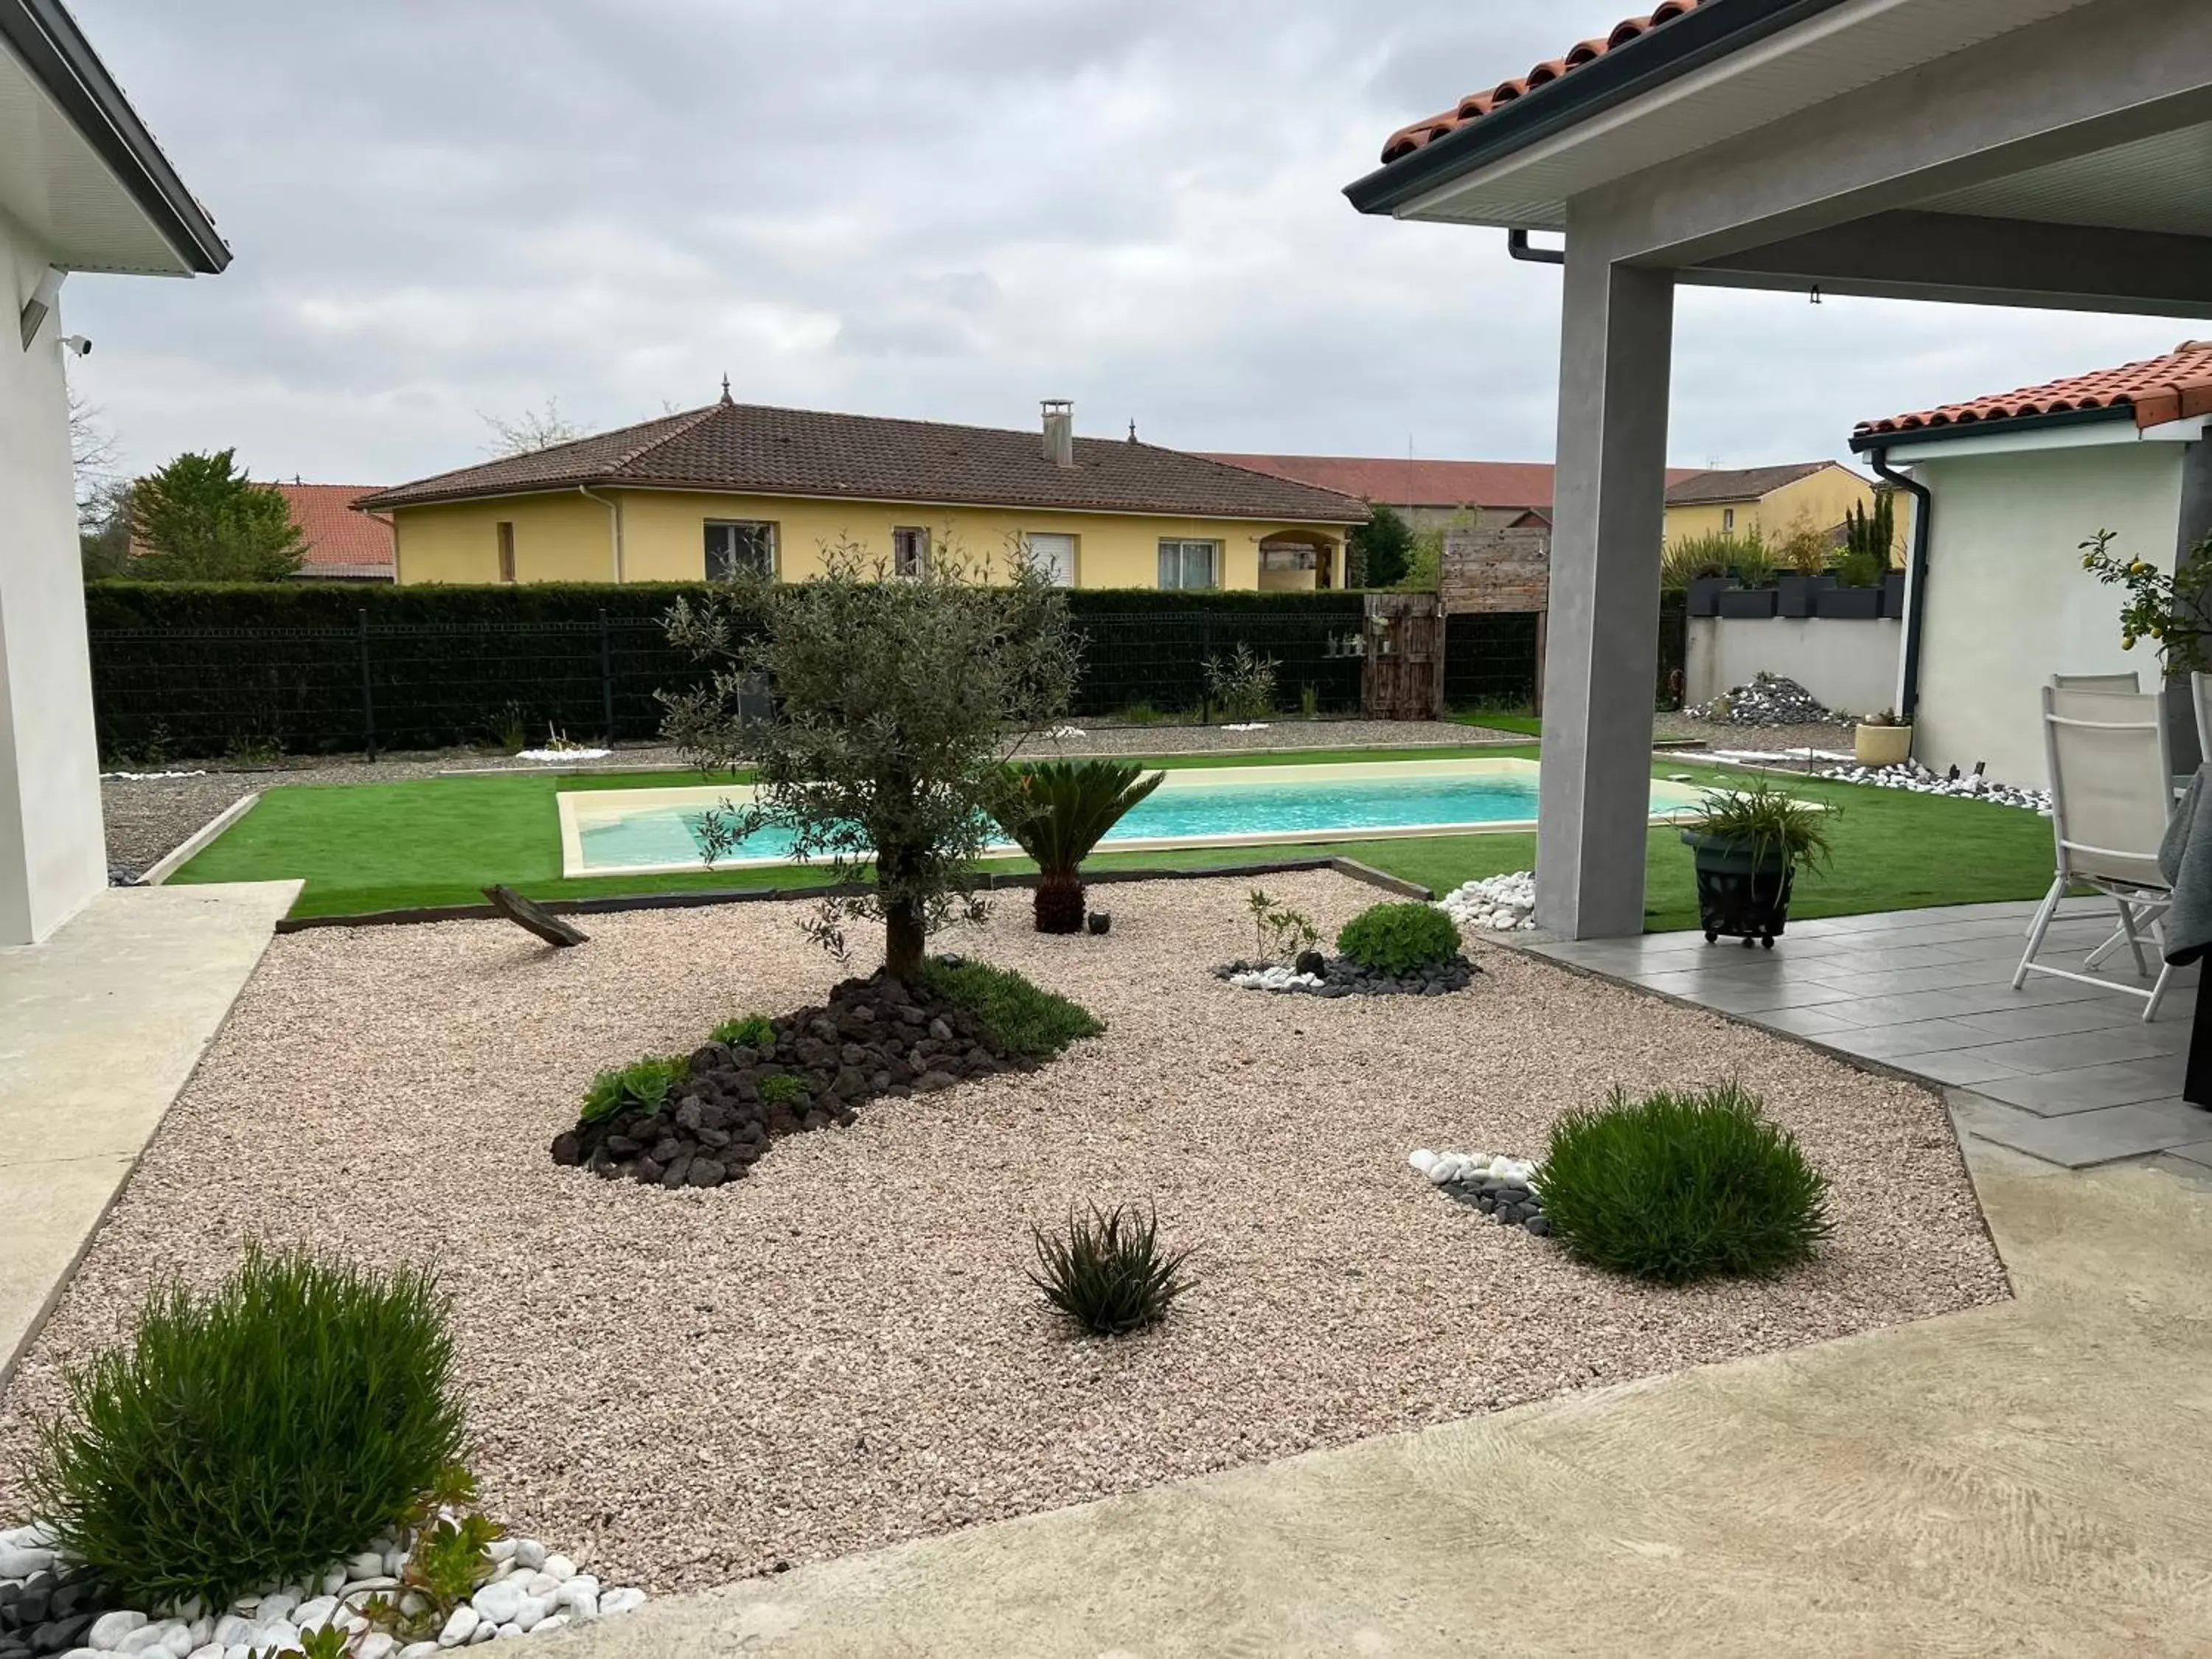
[88,603,1550,763]
[1443,612,1542,712]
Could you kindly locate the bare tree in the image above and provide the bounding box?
[480,397,586,456]
[69,386,119,498]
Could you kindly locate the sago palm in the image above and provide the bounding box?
[993,760,1165,933]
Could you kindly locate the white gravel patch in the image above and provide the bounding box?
[1438,872,1538,933]
[0,874,2007,1596]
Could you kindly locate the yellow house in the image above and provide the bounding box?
[1662,460,1885,549]
[356,396,1366,591]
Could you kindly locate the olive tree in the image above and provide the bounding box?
[661,539,1080,977]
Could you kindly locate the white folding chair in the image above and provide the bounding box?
[2052,672,2141,693]
[2015,686,2178,1020]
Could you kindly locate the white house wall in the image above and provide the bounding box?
[1686,616,1902,720]
[1912,442,2186,789]
[0,205,106,943]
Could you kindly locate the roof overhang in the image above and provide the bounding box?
[1852,408,2205,463]
[1349,0,2212,321]
[1349,0,2093,231]
[0,0,228,275]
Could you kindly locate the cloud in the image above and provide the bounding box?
[60,0,2205,487]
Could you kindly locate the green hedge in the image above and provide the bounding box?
[83,582,1399,762]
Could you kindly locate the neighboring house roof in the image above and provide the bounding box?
[1203,453,1704,512]
[359,401,1368,525]
[1377,1,1705,166]
[1853,341,2212,446]
[1663,462,1839,507]
[0,0,229,274]
[276,484,394,580]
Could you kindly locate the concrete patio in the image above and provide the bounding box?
[1531,897,2212,1172]
[0,880,298,1386]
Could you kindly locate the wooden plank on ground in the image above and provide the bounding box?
[483,885,590,947]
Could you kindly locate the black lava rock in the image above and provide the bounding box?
[30,1613,93,1654]
[552,968,1029,1192]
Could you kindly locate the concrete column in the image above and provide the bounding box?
[0,214,107,945]
[1536,248,1675,939]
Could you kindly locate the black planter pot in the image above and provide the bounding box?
[1686,575,1726,618]
[1881,571,1908,618]
[1816,584,1882,621]
[1682,831,1795,947]
[1716,586,1779,619]
[1775,572,1832,619]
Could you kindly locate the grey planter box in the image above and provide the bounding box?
[1686,576,1726,618]
[1717,586,1779,619]
[1775,573,1832,619]
[1818,585,1882,621]
[1881,571,1908,618]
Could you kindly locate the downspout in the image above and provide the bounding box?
[578,486,622,582]
[1867,447,1931,722]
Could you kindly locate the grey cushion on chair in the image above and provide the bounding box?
[2159,768,2212,967]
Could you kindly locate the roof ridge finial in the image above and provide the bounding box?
[719,373,732,406]
[1127,418,1138,444]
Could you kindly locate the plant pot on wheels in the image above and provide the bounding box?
[1854,722,1913,766]
[1683,831,1795,949]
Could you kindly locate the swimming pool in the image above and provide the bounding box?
[556,758,1709,878]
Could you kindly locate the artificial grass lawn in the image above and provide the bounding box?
[173,748,2058,933]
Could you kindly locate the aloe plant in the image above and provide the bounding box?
[992,760,1165,933]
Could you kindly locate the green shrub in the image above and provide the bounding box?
[1029,1204,1192,1336]
[759,1074,808,1107]
[29,1246,467,1609]
[1537,1083,1832,1283]
[579,1054,690,1125]
[917,958,1103,1058]
[1335,902,1463,975]
[712,1014,775,1048]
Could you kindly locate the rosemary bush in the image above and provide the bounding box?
[30,1247,466,1608]
[1537,1084,1832,1283]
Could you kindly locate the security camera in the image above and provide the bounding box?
[59,335,91,357]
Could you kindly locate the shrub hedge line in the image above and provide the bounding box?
[81,582,1526,762]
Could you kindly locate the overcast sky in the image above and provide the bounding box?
[60,0,2204,488]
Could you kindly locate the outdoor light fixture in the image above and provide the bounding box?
[58,335,91,358]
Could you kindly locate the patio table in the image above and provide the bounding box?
[2159,766,2212,1107]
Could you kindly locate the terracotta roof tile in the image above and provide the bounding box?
[275,484,394,577]
[1854,341,2212,440]
[359,403,1368,524]
[1380,1,1704,165]
[1204,453,1703,511]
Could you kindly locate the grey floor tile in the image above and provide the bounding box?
[1671,980,1870,1016]
[1894,1048,2030,1086]
[1972,1060,2188,1115]
[1746,1006,1865,1039]
[2163,1140,2212,1170]
[1973,1025,2191,1072]
[1964,1098,2212,1168]
[1822,1018,2011,1060]
[1952,1001,2166,1041]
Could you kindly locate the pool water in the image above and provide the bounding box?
[561,759,1708,877]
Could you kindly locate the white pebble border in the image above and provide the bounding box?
[1224,964,1325,992]
[0,1521,643,1658]
[513,747,612,764]
[1220,723,1271,733]
[1435,872,1537,933]
[1408,1149,1540,1187]
[1043,726,1088,740]
[1818,759,2051,813]
[98,771,210,782]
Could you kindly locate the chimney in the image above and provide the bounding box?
[1040,399,1074,467]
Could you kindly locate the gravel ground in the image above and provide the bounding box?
[0,873,2007,1595]
[1652,713,1857,757]
[100,721,1517,874]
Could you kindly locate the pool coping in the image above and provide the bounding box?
[554,757,1708,880]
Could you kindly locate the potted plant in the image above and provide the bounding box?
[1854,707,1912,766]
[1680,778,1836,948]
[992,759,1165,933]
[1773,513,1834,619]
[1820,494,1895,620]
